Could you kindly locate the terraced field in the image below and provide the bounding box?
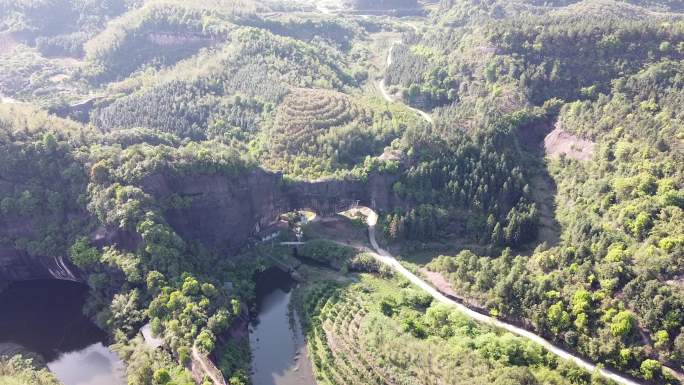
[273,88,367,153]
[295,275,594,385]
[301,285,464,385]
[297,283,385,385]
[261,85,426,178]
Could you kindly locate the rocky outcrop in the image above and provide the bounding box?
[139,169,290,253]
[91,225,141,251]
[0,248,82,291]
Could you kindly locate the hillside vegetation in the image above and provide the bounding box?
[388,1,684,383]
[295,272,616,385]
[0,356,61,385]
[0,0,683,385]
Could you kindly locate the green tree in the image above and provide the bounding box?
[90,160,111,184]
[492,367,539,385]
[610,311,636,338]
[571,289,592,315]
[491,222,504,246]
[147,271,166,291]
[654,330,669,349]
[675,330,684,358]
[408,84,421,99]
[69,237,100,268]
[574,312,588,331]
[379,297,396,316]
[660,41,671,53]
[42,132,57,151]
[547,301,570,332]
[153,368,171,384]
[196,330,215,353]
[182,277,201,296]
[639,359,662,380]
[631,212,652,239]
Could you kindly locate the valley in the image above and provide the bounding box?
[0,0,683,385]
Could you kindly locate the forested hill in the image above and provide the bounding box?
[345,0,421,10]
[389,1,684,383]
[438,0,684,12]
[0,0,683,385]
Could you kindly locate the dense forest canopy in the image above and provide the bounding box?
[0,0,683,385]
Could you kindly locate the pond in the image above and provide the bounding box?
[0,279,125,385]
[249,268,316,385]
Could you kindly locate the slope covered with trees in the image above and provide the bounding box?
[381,110,543,248]
[426,62,684,382]
[82,0,264,82]
[391,1,684,383]
[0,0,131,57]
[0,104,259,384]
[0,356,61,385]
[1,0,684,384]
[295,272,616,385]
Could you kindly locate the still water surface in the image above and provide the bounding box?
[0,280,125,385]
[249,268,316,385]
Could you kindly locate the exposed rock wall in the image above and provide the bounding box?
[544,124,596,161]
[0,167,399,286]
[140,169,290,253]
[342,0,423,15]
[141,168,399,253]
[0,247,82,289]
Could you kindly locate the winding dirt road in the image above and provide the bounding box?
[377,41,434,125]
[352,208,644,385]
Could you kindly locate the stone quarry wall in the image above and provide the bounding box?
[139,169,290,253]
[0,167,399,286]
[141,168,399,253]
[0,247,81,288]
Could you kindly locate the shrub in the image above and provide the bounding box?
[610,311,636,338]
[640,359,662,380]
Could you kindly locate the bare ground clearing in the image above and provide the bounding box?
[544,124,596,161]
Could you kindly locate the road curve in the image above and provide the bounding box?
[377,41,434,126]
[358,209,644,385]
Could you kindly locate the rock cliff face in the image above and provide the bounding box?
[342,0,422,14]
[0,167,399,287]
[140,169,290,253]
[140,168,399,252]
[0,247,81,288]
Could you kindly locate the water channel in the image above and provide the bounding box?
[249,268,316,385]
[0,280,125,385]
[0,268,319,385]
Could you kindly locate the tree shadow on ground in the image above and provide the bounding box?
[517,116,563,251]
